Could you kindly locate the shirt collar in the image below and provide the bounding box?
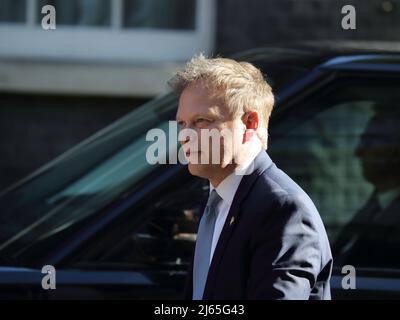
[209,156,256,206]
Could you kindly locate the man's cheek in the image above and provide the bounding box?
[221,131,235,167]
[206,136,223,165]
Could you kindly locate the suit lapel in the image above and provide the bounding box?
[202,151,273,299]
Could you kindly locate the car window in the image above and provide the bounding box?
[71,173,208,270]
[0,93,178,264]
[268,78,400,270]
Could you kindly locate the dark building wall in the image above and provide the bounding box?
[217,0,400,54]
[0,94,147,191]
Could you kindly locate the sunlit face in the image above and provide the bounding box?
[176,82,246,182]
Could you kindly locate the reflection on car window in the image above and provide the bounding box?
[334,106,400,268]
[0,94,178,264]
[73,176,208,269]
[269,79,400,270]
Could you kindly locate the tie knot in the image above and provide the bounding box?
[206,189,222,210]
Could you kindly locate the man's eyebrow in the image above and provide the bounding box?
[175,108,223,123]
[193,108,223,120]
[189,114,215,121]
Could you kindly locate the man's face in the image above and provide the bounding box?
[176,82,246,182]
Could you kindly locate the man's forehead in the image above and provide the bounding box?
[176,83,228,118]
[177,105,224,119]
[176,93,225,118]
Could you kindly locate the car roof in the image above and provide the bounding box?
[284,40,400,55]
[238,40,400,58]
[234,41,400,74]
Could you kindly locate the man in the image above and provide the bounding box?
[169,55,332,300]
[334,107,400,268]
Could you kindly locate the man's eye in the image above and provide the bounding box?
[196,118,207,124]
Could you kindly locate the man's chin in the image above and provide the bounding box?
[188,162,204,177]
[187,162,215,179]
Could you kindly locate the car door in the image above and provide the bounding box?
[42,168,207,299]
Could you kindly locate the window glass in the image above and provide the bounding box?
[269,79,400,269]
[0,0,26,23]
[37,0,111,26]
[74,176,207,269]
[123,0,196,30]
[0,94,178,264]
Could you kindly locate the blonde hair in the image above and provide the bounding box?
[168,54,274,149]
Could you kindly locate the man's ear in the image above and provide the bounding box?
[243,111,259,130]
[242,111,259,143]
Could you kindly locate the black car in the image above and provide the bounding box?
[1,43,400,299]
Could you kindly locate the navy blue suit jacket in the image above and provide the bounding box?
[185,151,333,300]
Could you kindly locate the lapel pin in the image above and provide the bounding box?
[230,216,235,226]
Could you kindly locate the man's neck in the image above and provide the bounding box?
[209,147,262,187]
[209,164,237,188]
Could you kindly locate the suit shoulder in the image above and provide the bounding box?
[255,164,315,207]
[248,163,327,234]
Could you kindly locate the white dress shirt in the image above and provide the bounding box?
[208,158,256,264]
